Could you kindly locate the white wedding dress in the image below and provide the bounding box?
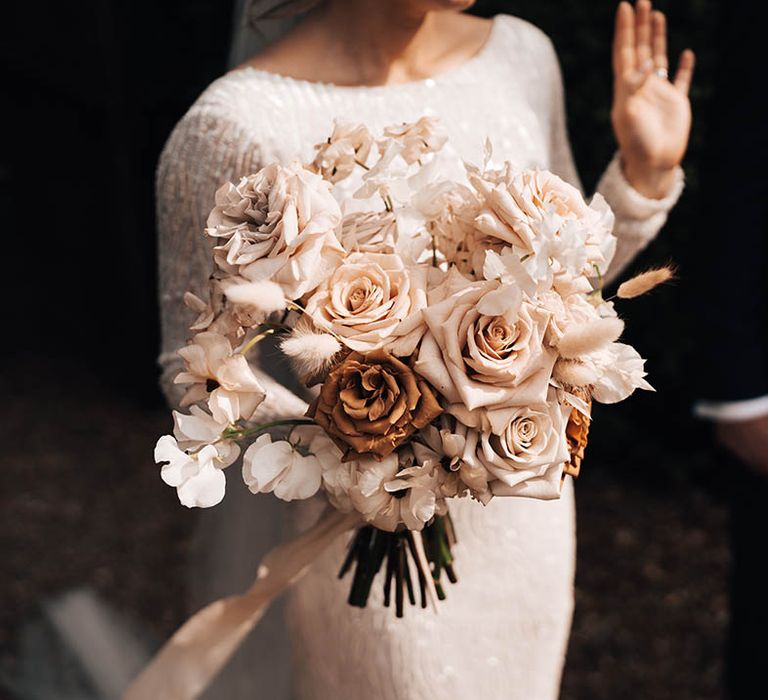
[156,14,682,700]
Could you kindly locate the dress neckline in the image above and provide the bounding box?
[234,15,503,93]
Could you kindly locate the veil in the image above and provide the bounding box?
[185,6,320,699]
[228,0,308,68]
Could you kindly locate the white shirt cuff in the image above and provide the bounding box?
[695,395,768,422]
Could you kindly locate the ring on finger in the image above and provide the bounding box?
[654,67,669,79]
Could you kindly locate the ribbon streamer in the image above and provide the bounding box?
[124,508,360,700]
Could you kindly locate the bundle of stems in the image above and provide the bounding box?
[338,512,458,617]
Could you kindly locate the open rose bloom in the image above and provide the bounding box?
[154,116,658,616]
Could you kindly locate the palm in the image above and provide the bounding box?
[611,1,695,173]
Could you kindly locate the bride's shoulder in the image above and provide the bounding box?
[491,13,559,62]
[170,68,281,140]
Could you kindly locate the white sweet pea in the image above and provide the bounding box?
[354,139,411,202]
[311,121,374,183]
[171,406,240,464]
[349,452,443,532]
[589,342,654,403]
[412,418,492,503]
[480,248,538,318]
[529,213,589,281]
[155,437,229,508]
[381,116,448,164]
[175,331,265,424]
[242,432,322,502]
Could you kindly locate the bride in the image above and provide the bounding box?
[157,1,693,697]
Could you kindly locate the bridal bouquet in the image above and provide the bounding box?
[155,116,665,618]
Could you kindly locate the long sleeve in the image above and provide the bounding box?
[544,34,684,285]
[156,100,308,419]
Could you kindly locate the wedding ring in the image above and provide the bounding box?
[654,67,669,80]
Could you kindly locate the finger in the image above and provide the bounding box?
[635,0,653,66]
[613,1,636,76]
[625,59,653,93]
[673,49,696,94]
[651,10,668,71]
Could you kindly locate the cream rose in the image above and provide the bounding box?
[304,252,427,355]
[478,398,571,500]
[340,210,397,254]
[414,277,556,411]
[448,392,571,500]
[470,166,615,275]
[206,163,344,299]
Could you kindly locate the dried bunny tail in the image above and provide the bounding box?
[222,280,286,315]
[557,317,625,360]
[617,266,676,299]
[553,359,599,388]
[281,325,342,382]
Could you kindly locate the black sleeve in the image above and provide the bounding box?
[695,0,768,402]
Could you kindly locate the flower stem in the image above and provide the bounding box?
[239,327,276,356]
[222,418,315,441]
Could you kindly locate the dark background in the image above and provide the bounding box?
[0,1,729,698]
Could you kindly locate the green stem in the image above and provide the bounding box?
[222,418,315,441]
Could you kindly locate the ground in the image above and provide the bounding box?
[0,358,728,699]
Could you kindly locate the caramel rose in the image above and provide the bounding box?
[307,349,442,461]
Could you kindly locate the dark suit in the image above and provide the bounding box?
[697,3,768,696]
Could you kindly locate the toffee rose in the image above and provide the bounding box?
[307,349,442,461]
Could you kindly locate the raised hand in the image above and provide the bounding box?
[611,0,695,198]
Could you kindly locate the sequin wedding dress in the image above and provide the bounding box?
[156,14,682,700]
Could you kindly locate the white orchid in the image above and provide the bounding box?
[175,331,265,424]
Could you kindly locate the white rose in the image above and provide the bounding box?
[304,251,427,355]
[414,276,556,411]
[206,163,344,299]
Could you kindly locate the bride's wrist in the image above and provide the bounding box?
[620,155,679,200]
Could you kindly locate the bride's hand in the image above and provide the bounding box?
[611,0,695,198]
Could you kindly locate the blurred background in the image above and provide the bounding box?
[0,1,728,698]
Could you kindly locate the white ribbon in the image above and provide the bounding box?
[123,508,360,700]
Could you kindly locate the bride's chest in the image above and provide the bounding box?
[248,73,551,173]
